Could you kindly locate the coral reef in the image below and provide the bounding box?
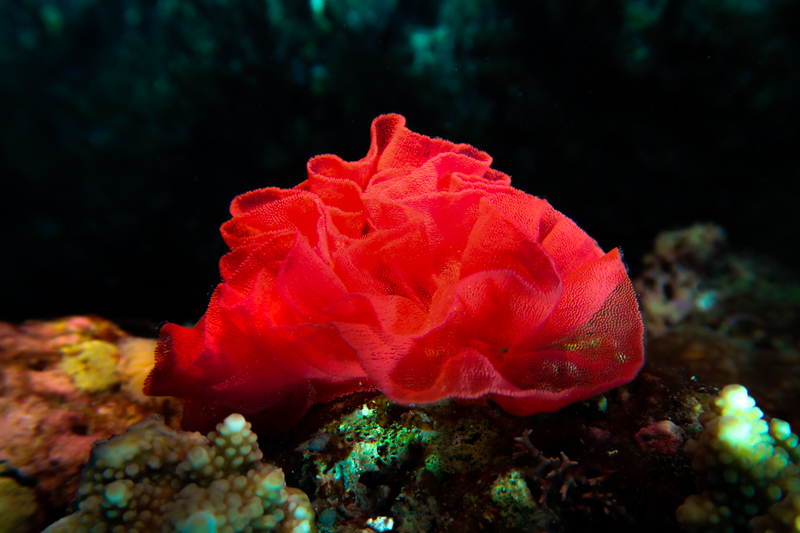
[5,311,691,533]
[0,316,178,530]
[677,384,800,532]
[43,413,315,533]
[636,224,800,426]
[14,223,800,533]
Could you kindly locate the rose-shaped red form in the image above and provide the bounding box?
[145,114,645,433]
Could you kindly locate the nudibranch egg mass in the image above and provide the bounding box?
[145,114,645,433]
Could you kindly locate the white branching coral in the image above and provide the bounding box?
[677,384,800,532]
[43,414,315,533]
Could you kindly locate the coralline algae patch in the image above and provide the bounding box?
[0,316,178,531]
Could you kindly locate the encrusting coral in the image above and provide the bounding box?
[57,339,122,393]
[676,384,800,532]
[43,413,315,533]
